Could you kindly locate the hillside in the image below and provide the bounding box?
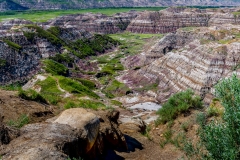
[0,0,239,11]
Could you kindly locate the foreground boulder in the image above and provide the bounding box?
[0,108,127,160]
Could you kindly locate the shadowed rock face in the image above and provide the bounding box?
[120,25,240,104]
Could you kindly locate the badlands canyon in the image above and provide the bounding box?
[0,5,240,160]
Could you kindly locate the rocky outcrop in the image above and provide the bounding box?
[0,108,127,160]
[0,24,118,85]
[46,12,138,34]
[120,25,240,104]
[126,10,210,34]
[1,0,240,11]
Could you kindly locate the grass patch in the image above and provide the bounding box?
[109,32,163,55]
[111,100,122,106]
[43,59,69,76]
[36,76,62,104]
[58,76,99,99]
[18,89,48,104]
[0,82,22,91]
[0,7,166,22]
[75,78,96,90]
[103,80,130,98]
[156,89,203,125]
[3,39,22,51]
[7,114,29,128]
[0,58,6,67]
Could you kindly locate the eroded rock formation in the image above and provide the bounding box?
[120,25,240,104]
[0,108,127,160]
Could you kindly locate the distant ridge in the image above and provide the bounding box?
[0,0,239,11]
[0,0,28,11]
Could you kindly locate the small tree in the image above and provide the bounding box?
[201,74,240,159]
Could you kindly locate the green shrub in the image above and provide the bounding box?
[50,53,73,64]
[156,89,203,124]
[23,32,36,42]
[7,114,29,128]
[18,89,47,104]
[43,59,69,76]
[3,39,22,51]
[200,74,240,160]
[47,26,61,37]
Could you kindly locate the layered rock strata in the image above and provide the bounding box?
[46,12,138,34]
[120,25,240,104]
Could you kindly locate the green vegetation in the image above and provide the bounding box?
[43,59,69,76]
[0,7,166,22]
[200,74,240,160]
[50,53,74,64]
[58,76,99,99]
[36,76,62,104]
[3,39,22,51]
[102,80,130,98]
[64,99,105,110]
[18,89,48,104]
[0,82,22,91]
[26,25,64,46]
[47,26,61,37]
[71,34,118,58]
[156,89,203,125]
[7,114,30,128]
[75,78,96,90]
[0,58,6,67]
[109,32,163,56]
[111,100,122,106]
[23,31,36,42]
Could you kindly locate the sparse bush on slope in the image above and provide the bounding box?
[200,74,240,160]
[156,89,203,125]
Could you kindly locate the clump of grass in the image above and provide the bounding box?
[50,53,74,64]
[156,89,203,125]
[3,39,22,51]
[160,128,173,148]
[0,82,22,91]
[18,89,47,104]
[43,59,69,76]
[58,76,99,99]
[103,80,130,98]
[0,58,6,67]
[75,78,96,90]
[37,76,62,104]
[7,114,29,128]
[111,100,122,106]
